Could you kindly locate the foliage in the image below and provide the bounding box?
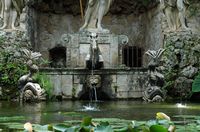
[0,35,45,99]
[0,116,175,132]
[3,114,200,132]
[0,36,28,93]
[188,1,200,17]
[33,73,53,98]
[192,73,200,93]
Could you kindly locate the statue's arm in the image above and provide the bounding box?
[159,0,166,11]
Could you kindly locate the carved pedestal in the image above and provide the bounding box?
[58,32,128,68]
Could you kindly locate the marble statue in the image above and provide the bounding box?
[160,0,189,31]
[0,0,4,18]
[0,0,25,30]
[79,0,113,32]
[85,32,104,69]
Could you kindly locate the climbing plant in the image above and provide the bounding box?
[0,35,46,99]
[0,37,28,98]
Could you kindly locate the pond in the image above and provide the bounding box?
[0,100,200,125]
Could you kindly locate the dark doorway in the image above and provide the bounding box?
[122,46,143,67]
[49,47,66,68]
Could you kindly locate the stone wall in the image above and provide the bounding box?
[41,69,148,99]
[161,1,200,100]
[28,0,163,67]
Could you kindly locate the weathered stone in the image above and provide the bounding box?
[163,31,200,99]
[181,66,198,78]
[173,77,193,99]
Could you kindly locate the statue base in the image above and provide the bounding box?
[79,28,110,34]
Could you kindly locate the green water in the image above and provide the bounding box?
[0,101,200,125]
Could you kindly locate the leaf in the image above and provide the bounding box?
[79,126,92,132]
[81,117,92,126]
[192,73,200,92]
[95,122,114,132]
[0,116,25,122]
[34,124,52,132]
[53,124,70,132]
[150,125,168,132]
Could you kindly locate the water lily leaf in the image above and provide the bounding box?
[79,126,92,132]
[0,116,25,122]
[53,124,70,132]
[146,120,157,127]
[149,125,168,132]
[81,117,92,126]
[34,124,53,132]
[113,126,128,132]
[0,122,24,131]
[95,125,113,132]
[62,126,80,132]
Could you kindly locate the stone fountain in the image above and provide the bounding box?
[23,0,163,100]
[1,0,199,101]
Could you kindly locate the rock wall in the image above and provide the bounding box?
[161,1,200,100]
[163,32,200,99]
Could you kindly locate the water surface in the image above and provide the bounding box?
[0,101,200,124]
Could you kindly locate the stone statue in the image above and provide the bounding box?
[0,0,4,18]
[160,0,189,31]
[86,75,101,101]
[18,49,45,102]
[0,0,25,30]
[85,32,104,69]
[143,48,165,102]
[79,0,113,32]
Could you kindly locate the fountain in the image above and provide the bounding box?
[0,0,198,102]
[1,0,200,131]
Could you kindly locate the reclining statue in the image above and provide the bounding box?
[160,0,189,31]
[0,0,25,30]
[79,0,113,32]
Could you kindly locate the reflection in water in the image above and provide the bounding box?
[176,103,187,108]
[0,101,200,124]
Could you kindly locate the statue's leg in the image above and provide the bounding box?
[165,8,175,31]
[11,9,18,30]
[97,0,106,30]
[177,0,188,29]
[0,0,4,18]
[0,0,11,29]
[79,7,92,31]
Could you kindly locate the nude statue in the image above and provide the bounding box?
[160,0,189,31]
[0,0,4,18]
[79,0,113,32]
[177,0,189,29]
[0,0,25,30]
